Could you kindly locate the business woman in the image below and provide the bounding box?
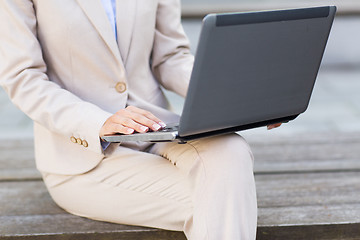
[0,0,281,239]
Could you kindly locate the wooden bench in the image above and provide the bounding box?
[1,133,360,240]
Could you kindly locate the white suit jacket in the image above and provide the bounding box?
[0,0,194,175]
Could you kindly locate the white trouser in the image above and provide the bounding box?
[42,133,257,240]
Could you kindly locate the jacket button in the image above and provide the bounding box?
[76,138,82,145]
[82,140,88,148]
[115,82,127,93]
[70,136,77,143]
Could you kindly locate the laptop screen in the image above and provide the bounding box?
[179,6,336,137]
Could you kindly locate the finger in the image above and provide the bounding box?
[122,108,163,131]
[129,112,163,131]
[105,113,149,134]
[267,123,282,130]
[267,123,277,130]
[126,106,166,127]
[120,117,150,133]
[100,122,134,136]
[112,123,135,135]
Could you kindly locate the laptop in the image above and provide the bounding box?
[102,6,336,143]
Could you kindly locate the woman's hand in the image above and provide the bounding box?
[267,123,282,130]
[99,106,166,137]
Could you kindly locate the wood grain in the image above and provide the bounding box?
[1,133,360,239]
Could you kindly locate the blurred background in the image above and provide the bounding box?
[0,0,359,141]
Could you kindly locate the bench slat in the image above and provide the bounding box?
[0,214,184,237]
[0,181,63,216]
[0,139,40,181]
[257,223,360,240]
[258,204,360,226]
[250,133,360,173]
[256,172,360,208]
[0,214,186,240]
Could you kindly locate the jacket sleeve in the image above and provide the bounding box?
[0,0,112,154]
[151,0,194,98]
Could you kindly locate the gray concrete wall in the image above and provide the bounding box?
[181,0,360,16]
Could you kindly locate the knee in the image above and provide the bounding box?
[192,134,254,176]
[220,134,254,173]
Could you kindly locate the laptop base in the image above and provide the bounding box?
[102,114,298,143]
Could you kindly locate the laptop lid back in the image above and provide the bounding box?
[178,6,336,138]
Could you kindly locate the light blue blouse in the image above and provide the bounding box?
[101,0,117,40]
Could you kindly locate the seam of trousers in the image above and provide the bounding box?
[186,141,211,240]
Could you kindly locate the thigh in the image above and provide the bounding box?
[42,146,193,231]
[150,133,254,176]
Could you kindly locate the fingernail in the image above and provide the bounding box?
[127,128,134,134]
[140,126,149,132]
[152,124,161,130]
[159,122,167,128]
[267,126,271,130]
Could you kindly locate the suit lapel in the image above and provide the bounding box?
[75,0,123,66]
[116,0,138,67]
